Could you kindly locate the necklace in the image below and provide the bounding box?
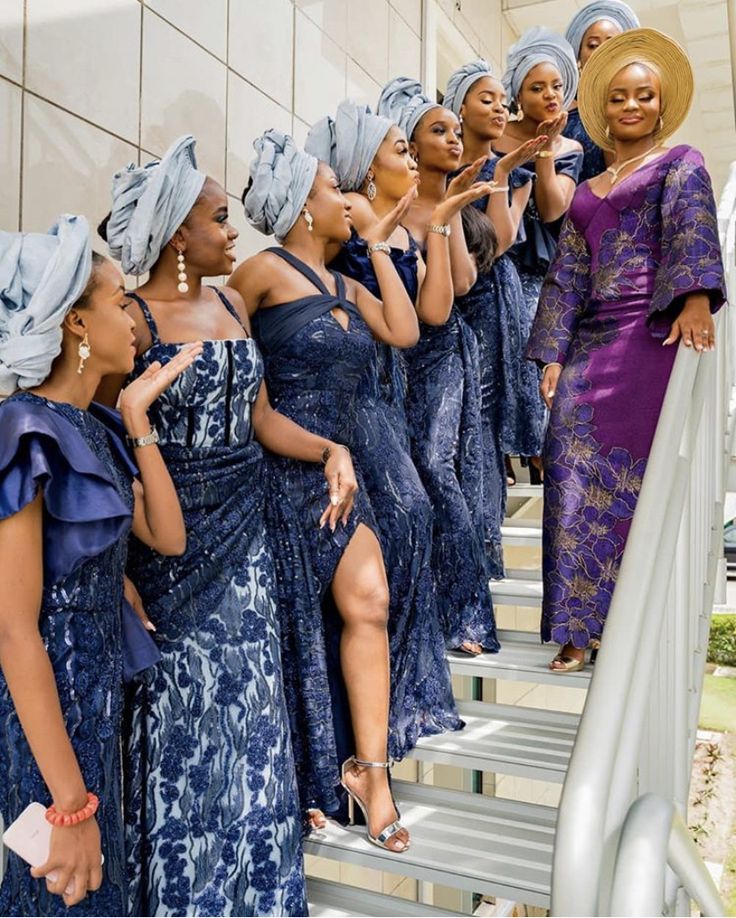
[606,145,663,185]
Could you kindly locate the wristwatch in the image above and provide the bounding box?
[126,426,160,448]
[427,223,451,237]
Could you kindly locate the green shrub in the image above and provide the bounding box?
[707,615,736,666]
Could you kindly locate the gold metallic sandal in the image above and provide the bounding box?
[549,652,585,673]
[340,757,410,853]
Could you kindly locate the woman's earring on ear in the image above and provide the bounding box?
[516,104,524,123]
[303,208,314,232]
[657,115,664,132]
[176,248,189,294]
[605,124,612,140]
[77,333,91,375]
[366,170,377,202]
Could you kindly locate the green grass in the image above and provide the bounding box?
[699,674,736,733]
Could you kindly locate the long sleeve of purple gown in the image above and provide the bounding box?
[648,151,727,330]
[524,214,591,367]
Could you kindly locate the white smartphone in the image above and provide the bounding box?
[3,802,104,894]
[2,803,52,869]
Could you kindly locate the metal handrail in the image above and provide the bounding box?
[551,161,736,916]
[609,794,723,917]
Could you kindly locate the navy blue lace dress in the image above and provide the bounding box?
[563,108,606,184]
[0,392,137,916]
[458,156,547,463]
[363,232,497,651]
[509,149,584,325]
[331,234,462,721]
[123,291,307,917]
[251,249,381,818]
[254,249,458,813]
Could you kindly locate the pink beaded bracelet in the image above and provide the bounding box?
[45,792,99,827]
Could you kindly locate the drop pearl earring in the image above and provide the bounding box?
[177,250,189,294]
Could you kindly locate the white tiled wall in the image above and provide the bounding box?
[1,0,513,258]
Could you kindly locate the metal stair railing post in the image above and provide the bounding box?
[609,794,724,917]
[550,161,736,917]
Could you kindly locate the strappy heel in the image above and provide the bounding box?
[549,652,585,673]
[340,756,410,853]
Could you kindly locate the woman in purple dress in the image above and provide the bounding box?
[562,0,640,183]
[526,29,726,672]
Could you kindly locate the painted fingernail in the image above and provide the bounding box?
[145,621,156,632]
[330,495,339,506]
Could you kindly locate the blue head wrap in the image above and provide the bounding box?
[502,27,579,109]
[0,215,92,395]
[377,77,442,139]
[107,135,206,276]
[244,129,319,243]
[305,100,394,192]
[442,59,495,117]
[565,1,639,59]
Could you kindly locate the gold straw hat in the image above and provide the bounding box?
[577,27,694,151]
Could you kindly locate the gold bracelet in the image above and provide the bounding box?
[543,361,563,370]
[367,241,392,257]
[536,150,554,159]
[427,223,451,237]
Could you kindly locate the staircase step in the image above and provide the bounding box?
[448,630,592,687]
[501,522,542,546]
[506,484,544,499]
[409,700,578,782]
[490,577,543,607]
[307,879,464,916]
[304,781,555,908]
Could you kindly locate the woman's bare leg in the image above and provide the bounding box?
[330,523,409,852]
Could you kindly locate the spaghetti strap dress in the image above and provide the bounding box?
[123,289,307,917]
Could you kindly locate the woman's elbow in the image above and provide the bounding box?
[392,328,420,347]
[152,530,187,556]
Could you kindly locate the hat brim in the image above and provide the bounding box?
[577,28,693,151]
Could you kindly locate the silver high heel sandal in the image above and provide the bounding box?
[340,756,410,853]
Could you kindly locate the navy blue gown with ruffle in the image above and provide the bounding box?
[0,392,137,916]
[123,290,307,917]
[337,232,498,650]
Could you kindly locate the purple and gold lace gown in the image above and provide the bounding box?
[526,145,726,648]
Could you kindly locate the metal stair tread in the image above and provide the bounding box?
[304,781,555,908]
[307,879,464,917]
[490,577,543,606]
[505,484,544,499]
[409,701,578,781]
[448,633,592,686]
[501,522,543,545]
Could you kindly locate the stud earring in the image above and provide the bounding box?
[176,249,189,294]
[77,333,91,375]
[303,208,314,232]
[366,171,377,202]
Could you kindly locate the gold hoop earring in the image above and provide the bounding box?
[77,333,91,375]
[366,171,377,202]
[176,248,189,294]
[303,208,314,232]
[605,124,612,140]
[657,115,664,132]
